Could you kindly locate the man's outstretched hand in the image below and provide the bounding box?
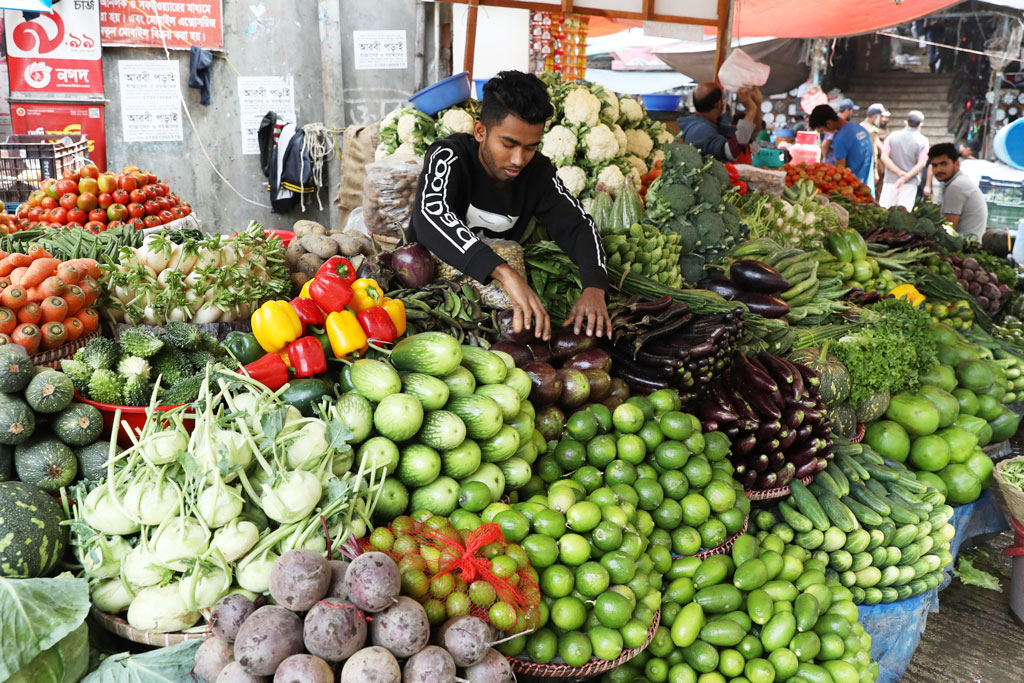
[564,287,611,338]
[492,263,551,341]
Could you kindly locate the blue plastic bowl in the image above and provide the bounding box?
[410,72,471,116]
[474,78,490,100]
[642,94,682,111]
[775,128,796,139]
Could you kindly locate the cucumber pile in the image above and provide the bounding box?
[608,531,877,683]
[753,438,955,606]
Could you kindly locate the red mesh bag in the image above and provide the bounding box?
[359,515,541,633]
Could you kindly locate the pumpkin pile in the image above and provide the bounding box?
[791,343,858,438]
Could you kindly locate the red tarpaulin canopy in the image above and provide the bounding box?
[731,0,961,38]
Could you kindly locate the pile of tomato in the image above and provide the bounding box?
[14,164,193,234]
[784,162,875,204]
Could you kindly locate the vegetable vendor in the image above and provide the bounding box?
[808,104,876,196]
[677,83,763,163]
[409,70,609,341]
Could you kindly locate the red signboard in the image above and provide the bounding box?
[4,1,104,100]
[99,0,223,50]
[11,102,107,171]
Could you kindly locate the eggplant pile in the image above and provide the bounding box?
[704,350,833,491]
[601,295,744,403]
[699,259,792,319]
[490,334,630,442]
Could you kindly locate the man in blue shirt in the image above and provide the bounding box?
[808,104,876,195]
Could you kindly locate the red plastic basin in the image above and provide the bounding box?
[74,392,195,447]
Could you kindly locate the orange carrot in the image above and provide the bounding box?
[7,267,26,285]
[0,278,11,290]
[16,302,40,325]
[40,276,67,298]
[62,285,86,316]
[12,323,40,355]
[0,250,8,260]
[23,286,45,303]
[56,263,80,285]
[79,277,99,307]
[0,333,12,347]
[40,296,67,323]
[26,244,52,260]
[21,258,58,288]
[64,317,84,342]
[7,253,31,268]
[1,286,27,309]
[75,308,99,335]
[0,258,16,277]
[70,258,101,279]
[0,307,16,335]
[39,321,66,350]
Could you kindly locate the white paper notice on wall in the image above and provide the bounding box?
[118,60,183,143]
[353,30,407,70]
[238,76,295,155]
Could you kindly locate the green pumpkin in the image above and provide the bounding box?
[790,345,851,405]
[827,403,858,438]
[855,389,891,424]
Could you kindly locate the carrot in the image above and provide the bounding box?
[8,267,29,286]
[79,277,99,307]
[23,286,45,303]
[1,286,27,309]
[16,302,40,325]
[62,285,86,316]
[12,323,40,355]
[40,296,67,323]
[56,263,80,285]
[0,258,16,277]
[40,276,67,298]
[0,333,12,347]
[0,307,15,335]
[64,317,84,342]
[39,321,66,350]
[0,278,10,290]
[21,258,58,288]
[75,308,99,335]
[0,250,8,260]
[70,258,101,279]
[7,253,32,269]
[26,244,52,260]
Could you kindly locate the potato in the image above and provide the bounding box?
[210,594,255,643]
[269,549,331,611]
[300,233,339,259]
[303,598,366,662]
[326,560,350,600]
[293,220,327,236]
[331,233,362,257]
[345,552,400,613]
[284,242,305,269]
[403,645,456,683]
[194,636,234,682]
[370,596,429,658]
[272,654,333,683]
[215,662,266,683]
[339,646,400,683]
[463,648,513,683]
[297,252,324,276]
[440,616,491,667]
[233,606,304,676]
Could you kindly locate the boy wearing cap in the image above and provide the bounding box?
[879,111,929,210]
[820,99,859,165]
[863,104,890,192]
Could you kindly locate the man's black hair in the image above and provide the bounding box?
[808,104,839,129]
[693,87,723,113]
[480,71,553,127]
[928,142,959,162]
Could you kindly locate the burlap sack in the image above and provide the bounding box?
[334,122,380,227]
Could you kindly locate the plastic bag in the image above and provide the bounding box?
[362,155,422,238]
[717,48,770,92]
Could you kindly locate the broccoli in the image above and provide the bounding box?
[886,207,917,232]
[721,209,742,237]
[667,143,703,172]
[694,211,726,245]
[679,253,707,283]
[163,321,201,351]
[122,376,149,407]
[60,359,93,394]
[87,369,122,405]
[709,159,732,187]
[160,373,205,406]
[663,182,696,215]
[75,337,120,371]
[667,217,699,253]
[697,174,724,208]
[117,355,151,381]
[151,347,194,386]
[118,327,164,358]
[914,217,937,235]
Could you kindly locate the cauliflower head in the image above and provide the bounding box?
[581,197,595,215]
[624,154,648,178]
[625,128,654,159]
[374,141,396,161]
[583,124,620,164]
[596,164,626,196]
[618,97,644,127]
[656,130,675,146]
[592,85,620,125]
[542,125,579,166]
[381,106,409,130]
[397,113,420,144]
[394,141,423,158]
[624,164,642,188]
[555,166,588,197]
[651,149,666,165]
[437,108,475,137]
[611,124,628,157]
[563,87,602,128]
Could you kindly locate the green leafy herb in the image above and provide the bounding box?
[954,553,1002,592]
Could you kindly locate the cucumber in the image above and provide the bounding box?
[880,455,912,473]
[814,470,845,498]
[826,464,851,496]
[896,565,916,586]
[863,477,891,499]
[848,481,891,516]
[887,486,932,513]
[833,456,862,483]
[870,546,889,567]
[778,500,814,533]
[789,480,830,531]
[843,528,871,554]
[895,474,928,494]
[863,463,900,482]
[891,525,919,548]
[829,549,853,572]
[880,586,900,602]
[856,447,885,466]
[831,440,863,457]
[459,345,508,385]
[850,552,873,572]
[841,496,884,528]
[900,542,923,567]
[348,359,402,402]
[816,488,858,533]
[876,522,896,547]
[884,498,923,525]
[923,490,946,507]
[401,373,451,410]
[862,587,883,604]
[391,332,463,377]
[795,529,824,550]
[836,452,869,480]
[885,546,903,567]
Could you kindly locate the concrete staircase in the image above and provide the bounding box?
[842,71,956,144]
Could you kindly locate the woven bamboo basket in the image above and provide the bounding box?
[508,610,660,683]
[90,607,208,646]
[31,329,100,369]
[993,456,1024,524]
[747,473,817,502]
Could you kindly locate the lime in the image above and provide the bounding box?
[652,498,683,529]
[423,598,446,625]
[684,431,705,455]
[588,486,618,508]
[541,564,575,598]
[613,403,646,434]
[527,628,558,664]
[495,509,531,543]
[571,465,604,493]
[626,395,654,420]
[535,454,564,483]
[703,479,737,513]
[619,531,645,560]
[576,561,611,597]
[600,550,637,584]
[551,596,587,630]
[485,600,515,630]
[660,411,694,440]
[646,658,669,682]
[649,544,672,573]
[939,462,982,504]
[660,469,690,500]
[915,470,948,498]
[649,388,681,415]
[718,508,746,535]
[586,434,618,467]
[649,527,672,550]
[392,534,419,556]
[446,591,471,618]
[506,542,530,570]
[592,520,624,551]
[458,481,493,512]
[639,421,665,451]
[400,569,429,598]
[683,456,713,488]
[566,410,599,442]
[636,463,659,480]
[398,554,426,574]
[481,502,511,523]
[681,493,711,526]
[533,509,567,538]
[655,441,691,469]
[672,526,702,555]
[635,477,666,511]
[591,626,625,661]
[617,434,648,464]
[514,501,545,522]
[605,459,638,486]
[719,649,746,677]
[558,631,593,667]
[699,518,728,548]
[497,633,527,657]
[548,485,577,513]
[554,438,587,471]
[368,527,394,551]
[566,501,602,532]
[629,570,651,600]
[613,483,641,508]
[374,478,409,521]
[703,431,731,462]
[522,535,559,570]
[469,580,497,608]
[594,590,632,628]
[431,573,455,598]
[587,403,613,433]
[559,533,591,565]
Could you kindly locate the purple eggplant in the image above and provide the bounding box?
[550,331,596,360]
[701,419,719,433]
[735,352,779,393]
[557,368,591,409]
[603,396,623,411]
[563,349,612,373]
[789,438,818,463]
[783,407,805,429]
[737,419,760,433]
[528,342,554,364]
[738,382,782,420]
[791,360,821,388]
[778,428,797,451]
[739,469,758,488]
[535,405,565,441]
[734,435,758,456]
[776,463,796,487]
[796,423,815,443]
[755,420,781,442]
[761,439,781,454]
[489,341,533,367]
[724,425,740,439]
[751,453,771,472]
[793,458,818,479]
[391,243,436,288]
[583,369,612,402]
[698,276,742,299]
[812,421,831,438]
[699,403,739,424]
[522,361,562,405]
[768,451,786,470]
[755,471,779,490]
[496,309,536,343]
[730,259,789,293]
[734,291,791,318]
[757,352,795,385]
[609,377,630,401]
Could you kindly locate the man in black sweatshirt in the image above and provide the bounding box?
[408,70,609,341]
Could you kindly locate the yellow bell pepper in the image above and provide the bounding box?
[889,283,925,306]
[381,298,407,337]
[251,300,303,353]
[349,278,384,312]
[299,280,312,299]
[325,310,367,358]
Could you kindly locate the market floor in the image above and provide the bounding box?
[902,531,1024,681]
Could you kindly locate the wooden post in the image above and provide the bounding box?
[714,0,733,77]
[561,0,573,11]
[464,0,479,79]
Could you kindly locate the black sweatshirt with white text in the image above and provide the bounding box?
[408,133,608,291]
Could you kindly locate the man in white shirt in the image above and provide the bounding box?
[879,111,929,210]
[928,142,988,239]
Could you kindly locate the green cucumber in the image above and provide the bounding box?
[891,525,919,548]
[390,332,463,377]
[848,481,892,516]
[826,464,851,496]
[863,463,900,482]
[841,496,884,528]
[816,488,857,533]
[836,452,869,480]
[855,447,885,466]
[814,470,844,499]
[895,474,928,494]
[777,500,814,533]
[789,480,830,531]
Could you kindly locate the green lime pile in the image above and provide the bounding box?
[754,437,955,606]
[605,532,879,683]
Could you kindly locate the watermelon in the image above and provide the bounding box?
[791,345,851,405]
[0,481,67,577]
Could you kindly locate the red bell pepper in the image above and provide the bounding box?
[287,336,327,377]
[290,296,325,328]
[357,306,398,344]
[725,163,740,184]
[240,352,289,390]
[308,270,354,314]
[317,256,358,286]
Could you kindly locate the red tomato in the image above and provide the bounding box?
[122,165,140,175]
[143,186,157,201]
[27,190,46,207]
[80,164,100,180]
[59,193,78,211]
[68,208,87,224]
[159,210,175,223]
[127,217,146,230]
[77,193,99,212]
[84,220,105,233]
[56,178,78,196]
[107,220,123,230]
[29,207,43,222]
[117,175,138,192]
[107,203,128,221]
[98,193,113,209]
[129,189,147,204]
[88,209,108,223]
[62,169,80,182]
[144,200,161,216]
[65,221,84,231]
[112,188,130,205]
[170,206,186,219]
[41,196,58,210]
[42,178,60,200]
[143,215,162,228]
[78,177,99,196]
[127,202,146,219]
[50,207,68,224]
